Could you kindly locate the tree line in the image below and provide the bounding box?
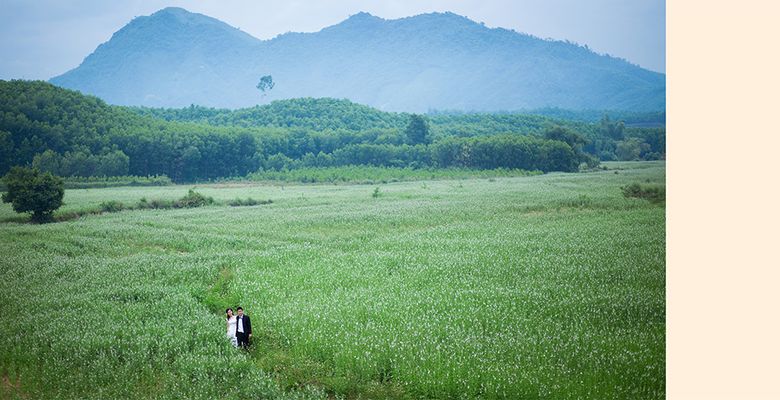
[1,80,663,182]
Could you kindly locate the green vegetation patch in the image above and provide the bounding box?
[2,81,664,184]
[622,182,666,203]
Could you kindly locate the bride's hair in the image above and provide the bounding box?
[225,308,233,319]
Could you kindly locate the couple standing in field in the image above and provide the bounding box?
[226,307,252,348]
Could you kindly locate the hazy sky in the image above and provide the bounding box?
[0,0,665,80]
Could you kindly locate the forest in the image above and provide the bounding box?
[1,80,665,182]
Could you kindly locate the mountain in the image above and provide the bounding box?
[50,7,261,108]
[50,7,665,112]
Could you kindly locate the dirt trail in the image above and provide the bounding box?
[1,373,27,399]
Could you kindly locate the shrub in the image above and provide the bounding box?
[1,167,64,223]
[228,197,272,207]
[148,199,174,209]
[621,183,665,203]
[175,189,214,208]
[54,211,81,222]
[372,187,381,198]
[136,197,149,209]
[99,200,125,213]
[228,198,246,207]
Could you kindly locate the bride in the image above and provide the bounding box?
[226,308,238,347]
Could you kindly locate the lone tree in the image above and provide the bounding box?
[405,114,431,145]
[256,75,275,96]
[1,166,64,223]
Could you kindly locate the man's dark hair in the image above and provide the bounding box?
[236,307,243,311]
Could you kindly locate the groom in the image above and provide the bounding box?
[235,307,252,349]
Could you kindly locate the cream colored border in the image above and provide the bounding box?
[668,1,780,398]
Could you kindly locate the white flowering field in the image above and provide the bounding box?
[0,162,665,399]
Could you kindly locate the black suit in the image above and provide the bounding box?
[236,314,252,348]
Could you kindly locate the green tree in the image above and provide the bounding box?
[266,153,294,171]
[1,167,64,223]
[60,149,97,177]
[32,149,63,174]
[544,126,599,168]
[257,75,275,95]
[0,130,13,175]
[543,126,586,151]
[178,146,202,182]
[616,138,644,161]
[405,114,430,145]
[600,115,625,140]
[97,150,130,176]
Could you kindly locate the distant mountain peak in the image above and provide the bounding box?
[335,11,384,29]
[396,11,479,27]
[145,7,204,24]
[153,6,190,15]
[110,6,256,47]
[144,6,231,28]
[420,11,471,20]
[347,11,381,20]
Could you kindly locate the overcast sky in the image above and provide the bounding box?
[0,0,665,80]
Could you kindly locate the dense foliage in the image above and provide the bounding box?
[1,166,64,222]
[1,80,664,183]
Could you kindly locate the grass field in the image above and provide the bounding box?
[0,161,665,399]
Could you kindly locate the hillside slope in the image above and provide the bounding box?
[51,8,665,112]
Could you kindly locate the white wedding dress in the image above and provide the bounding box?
[226,316,238,347]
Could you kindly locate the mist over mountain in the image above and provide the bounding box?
[50,7,665,112]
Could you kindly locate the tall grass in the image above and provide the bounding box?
[246,166,541,184]
[0,162,665,399]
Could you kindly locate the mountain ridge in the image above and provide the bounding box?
[50,7,665,112]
